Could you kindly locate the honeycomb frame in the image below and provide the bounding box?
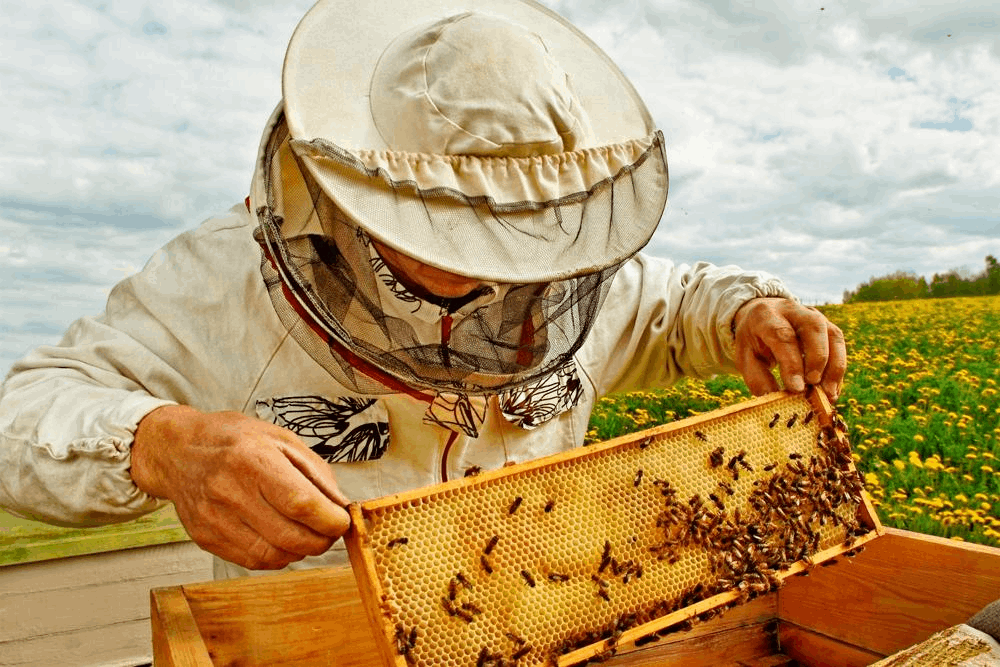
[344,389,881,667]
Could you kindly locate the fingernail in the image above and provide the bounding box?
[789,375,805,392]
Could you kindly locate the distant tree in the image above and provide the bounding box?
[843,271,928,303]
[846,255,999,303]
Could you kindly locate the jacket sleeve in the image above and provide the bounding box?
[0,205,281,527]
[576,253,796,397]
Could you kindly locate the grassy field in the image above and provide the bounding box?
[3,294,998,565]
[587,294,1000,547]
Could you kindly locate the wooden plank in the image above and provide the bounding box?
[345,503,405,667]
[777,622,882,667]
[0,505,189,567]
[180,566,381,666]
[778,528,1000,656]
[0,618,152,667]
[150,587,213,667]
[609,621,776,666]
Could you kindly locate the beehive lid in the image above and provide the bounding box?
[344,389,881,667]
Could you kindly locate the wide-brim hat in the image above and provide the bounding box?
[280,0,668,283]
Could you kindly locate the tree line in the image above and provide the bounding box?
[843,255,1000,304]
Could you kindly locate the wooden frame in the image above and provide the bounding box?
[343,390,879,667]
[150,529,1000,666]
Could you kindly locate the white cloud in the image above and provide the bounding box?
[1,0,998,372]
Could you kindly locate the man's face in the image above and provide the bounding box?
[371,240,488,300]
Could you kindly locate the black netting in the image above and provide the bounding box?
[253,115,635,395]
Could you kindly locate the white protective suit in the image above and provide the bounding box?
[0,178,793,581]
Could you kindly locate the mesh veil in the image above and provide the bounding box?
[253,115,654,395]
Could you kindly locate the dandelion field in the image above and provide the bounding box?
[586,295,1000,548]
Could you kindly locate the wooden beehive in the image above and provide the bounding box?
[343,389,882,667]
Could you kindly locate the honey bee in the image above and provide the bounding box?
[695,430,708,442]
[591,574,610,588]
[763,463,777,472]
[461,601,483,615]
[387,537,409,548]
[544,500,555,513]
[520,569,536,587]
[448,579,458,601]
[803,410,815,425]
[639,436,653,449]
[786,413,798,428]
[769,413,781,428]
[484,535,499,555]
[788,452,802,460]
[511,645,532,661]
[480,555,494,575]
[597,589,611,602]
[464,465,482,477]
[709,446,725,468]
[508,496,523,514]
[455,572,473,590]
[547,573,570,582]
[709,493,725,511]
[718,481,734,496]
[634,469,644,487]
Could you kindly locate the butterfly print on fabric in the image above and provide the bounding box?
[256,395,390,463]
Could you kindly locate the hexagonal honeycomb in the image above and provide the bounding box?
[346,391,876,667]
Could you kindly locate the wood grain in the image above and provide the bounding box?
[178,566,379,666]
[777,622,882,667]
[778,528,1000,656]
[150,587,214,667]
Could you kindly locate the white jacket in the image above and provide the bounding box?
[0,204,792,577]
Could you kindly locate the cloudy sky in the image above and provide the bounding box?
[1,0,998,374]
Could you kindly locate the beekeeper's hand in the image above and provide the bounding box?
[732,297,846,401]
[130,405,351,570]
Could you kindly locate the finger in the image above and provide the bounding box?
[793,311,830,386]
[282,442,352,507]
[737,346,781,396]
[758,321,806,392]
[821,323,847,401]
[179,504,303,570]
[246,490,338,557]
[260,454,352,539]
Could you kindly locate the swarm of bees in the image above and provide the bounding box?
[371,396,868,667]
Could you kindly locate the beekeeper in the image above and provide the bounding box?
[0,0,845,579]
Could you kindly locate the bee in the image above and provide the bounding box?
[763,462,777,472]
[634,634,660,647]
[709,493,725,511]
[695,430,708,442]
[639,436,653,449]
[520,569,536,587]
[455,572,473,590]
[727,455,739,471]
[544,500,555,513]
[508,496,523,514]
[596,588,611,602]
[547,572,570,582]
[455,607,476,623]
[709,446,725,468]
[484,535,499,555]
[592,573,610,588]
[464,465,482,477]
[480,555,494,574]
[448,579,458,601]
[739,458,754,472]
[633,469,644,487]
[387,537,409,548]
[803,410,815,425]
[599,540,612,572]
[511,645,532,661]
[789,452,803,460]
[732,468,740,482]
[820,559,839,567]
[786,413,798,428]
[461,601,483,615]
[769,413,781,428]
[718,481,734,496]
[442,598,457,616]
